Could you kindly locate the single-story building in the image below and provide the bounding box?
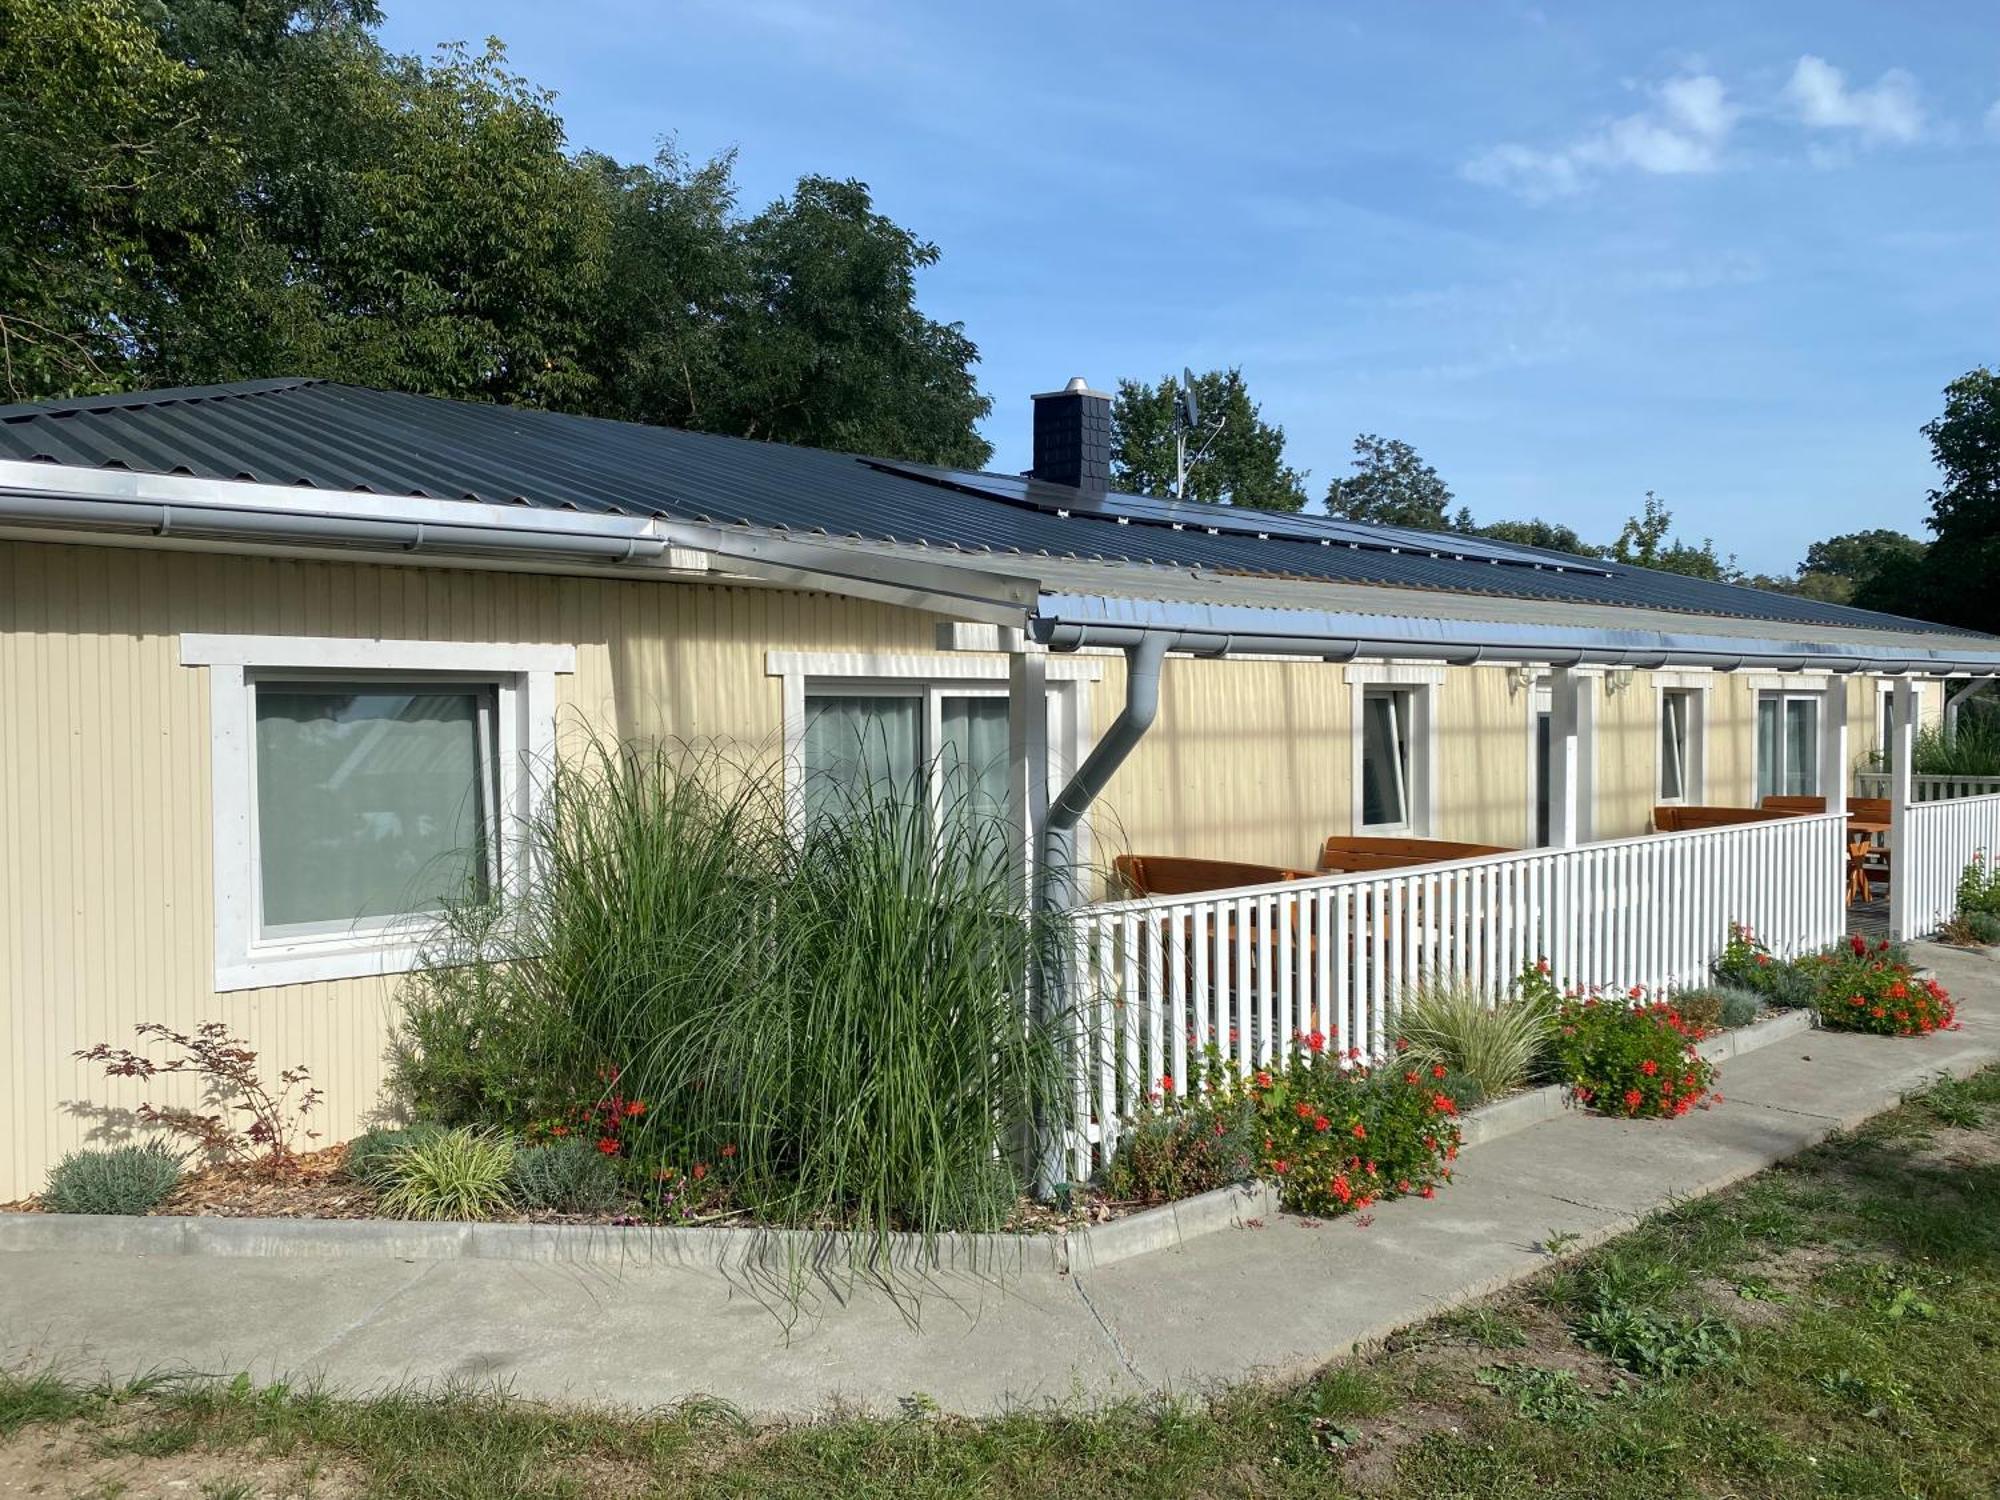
[5,375,2000,1196]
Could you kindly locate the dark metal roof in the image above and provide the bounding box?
[0,378,1972,640]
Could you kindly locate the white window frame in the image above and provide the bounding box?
[181,635,575,991]
[766,649,1097,841]
[1654,676,1710,806]
[1347,664,1442,837]
[1874,680,1897,767]
[1754,686,1824,800]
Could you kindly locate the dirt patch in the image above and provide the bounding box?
[0,1421,358,1500]
[1334,1402,1470,1495]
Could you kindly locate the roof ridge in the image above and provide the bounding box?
[0,377,323,424]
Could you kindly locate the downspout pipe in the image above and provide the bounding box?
[1038,630,1171,913]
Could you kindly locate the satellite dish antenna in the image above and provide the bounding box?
[1178,366,1200,431]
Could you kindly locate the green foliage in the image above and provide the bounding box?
[1324,433,1452,529]
[393,739,1072,1237]
[1608,492,1737,581]
[1547,988,1716,1119]
[1450,511,1599,558]
[1245,1047,1463,1215]
[509,1138,624,1216]
[2,4,992,468]
[1104,1079,1258,1205]
[1572,1301,1739,1380]
[1476,1364,1600,1424]
[41,1141,182,1215]
[341,1124,445,1190]
[1799,935,1957,1037]
[1913,717,2000,776]
[1954,850,2000,923]
[1670,989,1725,1034]
[1109,369,1308,511]
[1794,529,1927,605]
[1394,981,1552,1098]
[374,1127,515,1222]
[1713,922,1821,1009]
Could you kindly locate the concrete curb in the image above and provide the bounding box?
[0,1183,1282,1276]
[1459,1005,1814,1151]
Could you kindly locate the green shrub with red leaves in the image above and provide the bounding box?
[1548,989,1717,1120]
[1801,934,1956,1037]
[1244,1045,1462,1216]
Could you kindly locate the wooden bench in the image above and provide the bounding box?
[1316,835,1512,873]
[1652,804,1796,833]
[1110,854,1304,899]
[1761,795,1891,821]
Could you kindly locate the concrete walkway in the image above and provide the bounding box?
[6,943,1998,1419]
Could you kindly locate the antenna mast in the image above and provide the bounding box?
[1172,366,1225,500]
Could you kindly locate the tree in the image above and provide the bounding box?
[1,1,994,466]
[1787,529,1927,605]
[0,0,236,398]
[1860,368,2000,630]
[1325,434,1453,530]
[1109,369,1307,510]
[1449,509,1599,558]
[1608,492,1738,582]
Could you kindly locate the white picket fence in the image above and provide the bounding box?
[1064,812,1847,1178]
[1890,793,2000,939]
[1855,771,2000,802]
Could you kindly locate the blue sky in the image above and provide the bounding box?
[377,2,2000,573]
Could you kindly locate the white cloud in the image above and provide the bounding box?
[1783,55,1924,143]
[1464,74,1734,199]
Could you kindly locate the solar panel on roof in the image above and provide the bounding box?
[865,460,1614,576]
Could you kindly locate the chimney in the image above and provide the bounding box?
[1030,377,1112,496]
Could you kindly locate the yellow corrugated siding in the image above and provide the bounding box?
[0,539,936,1200]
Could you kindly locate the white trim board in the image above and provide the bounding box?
[183,633,573,992]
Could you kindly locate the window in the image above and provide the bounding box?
[1360,686,1415,830]
[182,635,574,991]
[254,683,498,934]
[801,687,1011,835]
[1756,690,1820,799]
[1875,683,1896,768]
[1659,689,1696,802]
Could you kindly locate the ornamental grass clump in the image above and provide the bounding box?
[41,1141,183,1215]
[390,738,1075,1241]
[1799,934,1956,1038]
[376,1127,515,1221]
[1541,970,1717,1120]
[1245,1040,1463,1216]
[1394,979,1553,1098]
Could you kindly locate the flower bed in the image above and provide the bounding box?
[1798,935,1957,1038]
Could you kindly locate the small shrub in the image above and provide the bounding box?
[1246,1043,1463,1215]
[1105,1083,1258,1205]
[1394,980,1552,1098]
[42,1142,183,1215]
[510,1138,625,1215]
[1802,934,1956,1037]
[74,1022,321,1172]
[1671,989,1724,1034]
[1713,986,1764,1029]
[1547,988,1717,1119]
[342,1124,446,1190]
[375,1127,515,1221]
[1954,850,2000,919]
[1964,910,2000,946]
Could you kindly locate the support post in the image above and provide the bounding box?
[1945,678,1988,743]
[1819,680,1849,817]
[1548,667,1589,847]
[1007,647,1049,912]
[1888,678,1919,938]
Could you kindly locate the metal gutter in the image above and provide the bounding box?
[1031,593,2000,677]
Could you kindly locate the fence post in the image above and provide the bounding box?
[1888,678,1920,939]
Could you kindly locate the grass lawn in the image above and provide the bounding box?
[6,1067,2000,1499]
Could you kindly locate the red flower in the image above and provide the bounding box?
[1404,1070,1421,1085]
[691,1162,707,1181]
[596,1137,620,1155]
[1623,1088,1644,1112]
[1314,1115,1331,1133]
[1160,1074,1175,1093]
[624,1100,646,1117]
[552,1125,570,1138]
[720,1142,737,1158]
[1420,1185,1436,1199]
[1307,1031,1327,1054]
[1351,1123,1368,1140]
[1640,1058,1659,1076]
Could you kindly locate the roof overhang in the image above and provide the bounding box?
[1030,590,2000,677]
